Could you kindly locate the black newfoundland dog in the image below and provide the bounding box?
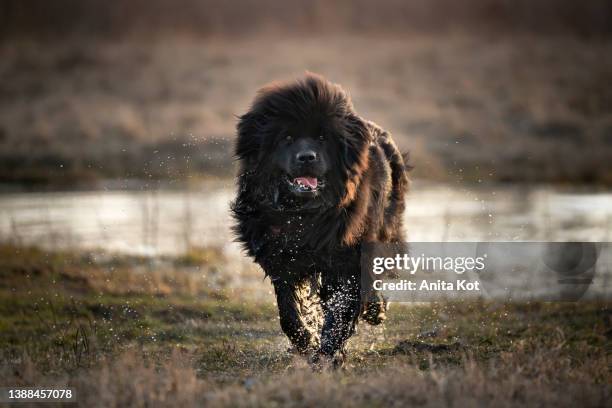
[232,74,409,367]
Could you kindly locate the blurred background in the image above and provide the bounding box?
[1,3,610,396]
[0,0,612,407]
[1,0,611,256]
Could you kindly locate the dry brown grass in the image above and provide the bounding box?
[0,244,230,297]
[0,243,610,406]
[4,340,609,407]
[1,34,611,186]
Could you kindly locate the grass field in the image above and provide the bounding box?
[0,243,609,406]
[2,34,612,187]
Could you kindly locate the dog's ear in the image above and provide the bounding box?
[340,113,370,170]
[337,113,371,206]
[235,111,267,167]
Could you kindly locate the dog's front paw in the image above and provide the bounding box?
[361,299,388,325]
[308,352,334,371]
[309,350,346,371]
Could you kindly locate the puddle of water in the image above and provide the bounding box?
[1,182,610,256]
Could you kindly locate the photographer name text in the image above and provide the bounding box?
[373,279,480,291]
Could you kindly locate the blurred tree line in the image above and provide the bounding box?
[1,0,611,41]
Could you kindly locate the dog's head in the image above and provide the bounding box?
[236,74,371,211]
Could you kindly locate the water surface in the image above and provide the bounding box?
[1,182,610,255]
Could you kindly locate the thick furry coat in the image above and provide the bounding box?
[232,74,408,365]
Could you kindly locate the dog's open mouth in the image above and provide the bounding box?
[286,176,325,194]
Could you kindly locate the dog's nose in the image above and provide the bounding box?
[296,150,317,163]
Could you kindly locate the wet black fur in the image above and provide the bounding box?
[231,74,409,364]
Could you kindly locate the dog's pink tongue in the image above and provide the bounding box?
[295,177,318,188]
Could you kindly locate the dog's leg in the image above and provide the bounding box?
[273,279,319,353]
[316,272,361,367]
[361,290,388,325]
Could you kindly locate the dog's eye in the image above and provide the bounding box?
[318,135,325,141]
[285,135,293,142]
